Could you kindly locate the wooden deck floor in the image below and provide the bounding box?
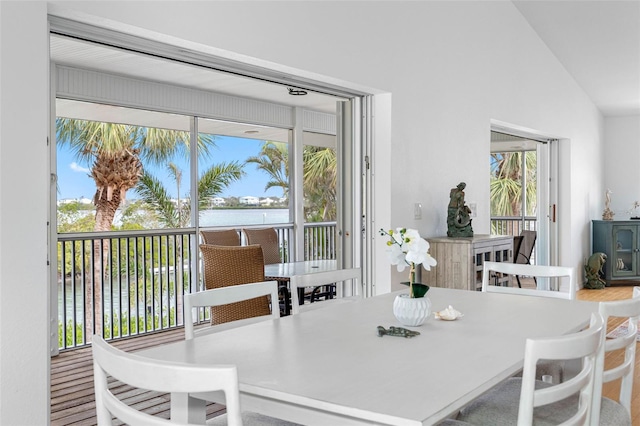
[51,327,226,425]
[51,286,640,426]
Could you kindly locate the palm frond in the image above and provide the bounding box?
[134,172,179,228]
[197,162,245,209]
[246,141,288,195]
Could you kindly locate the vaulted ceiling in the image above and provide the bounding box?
[50,1,640,119]
[514,0,640,117]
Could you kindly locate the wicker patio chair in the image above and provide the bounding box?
[200,229,240,246]
[242,227,281,264]
[199,244,271,325]
[242,228,293,313]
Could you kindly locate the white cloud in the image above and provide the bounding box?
[70,162,90,173]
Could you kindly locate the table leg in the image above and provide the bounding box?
[171,392,207,424]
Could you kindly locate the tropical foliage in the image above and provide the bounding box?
[490,151,537,217]
[246,141,289,197]
[56,119,217,232]
[247,141,337,221]
[304,146,337,221]
[56,118,218,336]
[134,162,245,228]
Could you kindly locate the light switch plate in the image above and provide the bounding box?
[414,203,422,220]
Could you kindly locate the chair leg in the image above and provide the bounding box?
[309,284,336,303]
[278,282,290,316]
[516,275,522,288]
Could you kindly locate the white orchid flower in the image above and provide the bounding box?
[387,244,408,272]
[420,251,438,271]
[380,227,437,273]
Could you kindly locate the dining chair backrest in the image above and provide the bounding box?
[519,313,605,425]
[200,229,240,246]
[513,235,524,262]
[200,244,271,325]
[289,267,362,315]
[242,227,281,264]
[184,281,280,339]
[515,230,537,264]
[92,335,242,426]
[590,293,640,426]
[482,261,577,300]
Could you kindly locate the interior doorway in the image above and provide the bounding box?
[490,130,556,269]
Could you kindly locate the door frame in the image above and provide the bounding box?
[490,120,561,271]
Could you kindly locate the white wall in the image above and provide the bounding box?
[603,115,640,218]
[0,2,50,424]
[1,1,607,422]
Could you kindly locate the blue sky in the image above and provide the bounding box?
[56,135,285,201]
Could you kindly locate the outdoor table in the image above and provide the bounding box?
[264,260,339,315]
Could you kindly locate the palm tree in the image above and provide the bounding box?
[167,163,183,224]
[303,146,337,221]
[246,141,337,221]
[490,151,537,217]
[246,141,289,197]
[56,118,217,337]
[135,162,245,228]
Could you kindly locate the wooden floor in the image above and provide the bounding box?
[51,286,640,426]
[575,285,640,426]
[50,327,226,425]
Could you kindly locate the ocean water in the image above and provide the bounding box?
[199,208,290,226]
[64,208,290,228]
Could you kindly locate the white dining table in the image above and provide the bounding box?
[139,287,598,426]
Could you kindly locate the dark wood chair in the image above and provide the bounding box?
[513,230,537,288]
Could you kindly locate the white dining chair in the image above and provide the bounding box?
[457,313,605,425]
[482,261,577,300]
[184,281,301,425]
[92,334,243,426]
[184,281,281,339]
[289,267,362,315]
[589,294,640,426]
[483,261,578,384]
[182,283,300,426]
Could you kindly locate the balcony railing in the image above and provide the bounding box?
[57,222,336,350]
[490,216,537,236]
[490,215,537,264]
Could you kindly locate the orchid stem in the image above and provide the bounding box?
[409,263,415,298]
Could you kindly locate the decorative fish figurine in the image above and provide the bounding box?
[377,325,420,338]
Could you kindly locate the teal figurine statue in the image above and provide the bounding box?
[584,252,607,289]
[447,182,474,237]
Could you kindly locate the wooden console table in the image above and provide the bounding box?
[423,234,514,291]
